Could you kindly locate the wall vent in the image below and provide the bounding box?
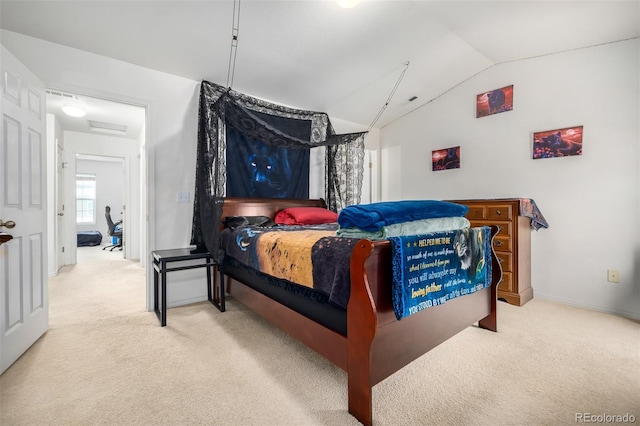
[89,120,128,135]
[46,90,78,99]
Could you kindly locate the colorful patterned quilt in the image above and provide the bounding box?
[220,224,359,309]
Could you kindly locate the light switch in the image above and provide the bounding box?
[177,191,190,203]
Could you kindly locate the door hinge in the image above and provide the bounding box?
[62,247,65,253]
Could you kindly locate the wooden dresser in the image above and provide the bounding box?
[449,199,532,306]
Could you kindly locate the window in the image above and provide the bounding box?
[76,173,96,224]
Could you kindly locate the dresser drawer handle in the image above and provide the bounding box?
[494,240,504,247]
[495,210,501,215]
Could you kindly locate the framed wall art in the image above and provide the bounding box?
[532,125,583,159]
[476,85,513,118]
[432,146,460,171]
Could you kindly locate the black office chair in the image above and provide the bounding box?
[103,206,123,251]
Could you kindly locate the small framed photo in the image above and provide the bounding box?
[532,126,583,159]
[432,146,460,171]
[476,85,513,118]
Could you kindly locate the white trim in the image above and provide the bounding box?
[535,293,640,321]
[144,102,156,311]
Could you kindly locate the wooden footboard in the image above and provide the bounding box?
[346,231,500,425]
[220,198,500,425]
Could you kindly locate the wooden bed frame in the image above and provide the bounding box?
[218,197,501,425]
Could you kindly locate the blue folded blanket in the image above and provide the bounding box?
[336,217,470,240]
[338,200,469,232]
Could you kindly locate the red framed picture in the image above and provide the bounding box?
[532,126,583,159]
[476,85,513,118]
[432,146,460,171]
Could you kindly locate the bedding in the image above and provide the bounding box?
[336,216,471,240]
[77,230,102,247]
[274,206,338,225]
[337,199,469,232]
[223,215,276,230]
[220,223,357,308]
[221,221,491,316]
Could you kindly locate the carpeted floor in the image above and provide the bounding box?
[1,245,638,425]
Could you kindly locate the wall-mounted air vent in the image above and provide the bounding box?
[89,120,128,135]
[46,90,78,99]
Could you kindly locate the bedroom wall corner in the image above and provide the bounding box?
[379,38,640,319]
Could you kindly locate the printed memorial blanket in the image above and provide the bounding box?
[389,227,493,320]
[220,224,358,308]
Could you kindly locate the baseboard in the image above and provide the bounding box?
[535,293,640,321]
[166,295,208,309]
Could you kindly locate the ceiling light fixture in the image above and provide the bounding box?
[62,105,86,117]
[336,0,361,8]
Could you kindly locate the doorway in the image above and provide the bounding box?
[75,154,125,258]
[45,90,146,271]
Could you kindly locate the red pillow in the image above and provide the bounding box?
[274,207,338,225]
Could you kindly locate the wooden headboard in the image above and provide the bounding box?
[221,197,328,222]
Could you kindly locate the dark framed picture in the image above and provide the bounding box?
[532,126,583,159]
[476,85,513,118]
[432,146,460,171]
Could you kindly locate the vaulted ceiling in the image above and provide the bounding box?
[2,1,638,130]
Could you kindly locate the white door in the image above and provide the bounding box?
[0,46,48,374]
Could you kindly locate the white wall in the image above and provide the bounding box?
[380,39,640,319]
[76,159,124,240]
[138,121,147,268]
[0,30,200,308]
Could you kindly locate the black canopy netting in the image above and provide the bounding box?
[190,80,367,260]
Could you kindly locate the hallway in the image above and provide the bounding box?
[50,245,146,329]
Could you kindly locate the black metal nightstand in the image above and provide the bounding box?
[152,248,225,326]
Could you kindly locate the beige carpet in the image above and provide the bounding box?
[1,245,638,425]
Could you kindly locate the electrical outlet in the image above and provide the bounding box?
[607,269,620,283]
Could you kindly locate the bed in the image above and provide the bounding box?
[77,230,103,247]
[216,197,501,425]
